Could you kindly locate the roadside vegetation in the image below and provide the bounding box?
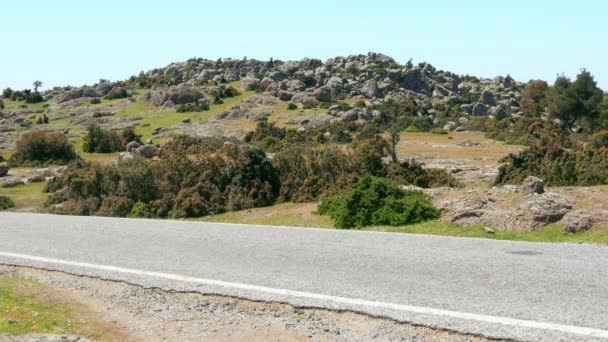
[0,276,106,338]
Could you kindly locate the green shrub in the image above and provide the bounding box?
[83,124,123,153]
[103,86,128,100]
[430,127,448,134]
[404,125,420,133]
[287,102,298,110]
[318,176,440,229]
[0,196,15,210]
[386,160,461,188]
[9,131,79,166]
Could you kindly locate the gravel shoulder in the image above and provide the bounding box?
[0,265,500,342]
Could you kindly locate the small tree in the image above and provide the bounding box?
[548,70,604,132]
[33,80,43,93]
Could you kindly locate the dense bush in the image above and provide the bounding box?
[318,176,440,228]
[46,142,280,219]
[83,124,141,153]
[9,131,79,166]
[386,160,462,188]
[495,132,608,186]
[0,196,15,210]
[103,86,128,100]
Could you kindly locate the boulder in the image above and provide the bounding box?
[291,93,319,108]
[134,144,157,159]
[361,80,379,98]
[472,103,487,116]
[313,86,332,102]
[561,209,608,233]
[182,117,191,123]
[1,178,25,188]
[240,77,260,91]
[479,90,496,106]
[520,176,544,195]
[0,163,8,177]
[125,141,141,153]
[277,90,293,101]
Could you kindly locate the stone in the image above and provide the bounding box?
[240,77,260,91]
[118,152,135,163]
[277,90,293,101]
[457,140,482,147]
[134,144,157,159]
[0,163,8,177]
[479,90,496,106]
[1,178,25,188]
[483,227,495,234]
[361,79,379,98]
[27,175,45,183]
[125,141,141,153]
[472,103,487,116]
[313,86,332,102]
[182,117,191,123]
[520,176,544,195]
[561,209,608,233]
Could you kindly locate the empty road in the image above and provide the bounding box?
[0,212,607,341]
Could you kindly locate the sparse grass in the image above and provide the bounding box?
[200,202,334,228]
[0,276,104,338]
[0,182,48,212]
[398,131,523,168]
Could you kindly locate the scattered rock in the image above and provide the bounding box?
[134,144,157,159]
[182,117,191,124]
[1,178,25,188]
[520,176,544,195]
[561,209,608,233]
[483,227,495,234]
[456,140,482,147]
[125,141,141,153]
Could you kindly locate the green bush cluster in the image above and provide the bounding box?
[83,124,142,153]
[9,131,79,166]
[46,142,280,218]
[318,176,440,229]
[0,196,15,210]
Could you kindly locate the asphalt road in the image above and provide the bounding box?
[0,212,607,341]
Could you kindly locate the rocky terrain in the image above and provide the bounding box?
[0,53,523,149]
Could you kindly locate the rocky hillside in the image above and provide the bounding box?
[0,52,523,149]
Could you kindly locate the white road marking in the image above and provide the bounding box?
[1,251,607,339]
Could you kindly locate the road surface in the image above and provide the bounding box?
[0,212,607,341]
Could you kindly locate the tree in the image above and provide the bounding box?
[548,70,604,132]
[378,99,417,163]
[520,80,549,115]
[33,80,42,93]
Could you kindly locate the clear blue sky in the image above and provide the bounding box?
[1,0,606,90]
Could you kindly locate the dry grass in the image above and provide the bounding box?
[0,275,124,340]
[397,131,523,168]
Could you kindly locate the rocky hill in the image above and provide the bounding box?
[0,52,523,149]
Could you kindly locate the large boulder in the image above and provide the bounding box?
[134,144,157,159]
[125,141,141,153]
[1,178,25,188]
[520,176,544,195]
[561,209,608,233]
[291,93,319,108]
[361,79,379,98]
[313,86,332,102]
[240,77,260,91]
[472,103,487,116]
[439,192,572,232]
[0,163,9,177]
